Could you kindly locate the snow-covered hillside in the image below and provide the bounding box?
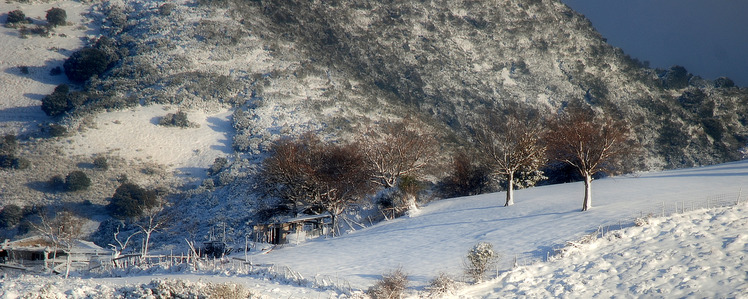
[3,160,747,298]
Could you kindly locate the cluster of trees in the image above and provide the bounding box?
[468,103,638,211]
[261,119,437,233]
[263,103,637,232]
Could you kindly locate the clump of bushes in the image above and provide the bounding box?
[0,135,29,170]
[0,204,23,228]
[367,268,409,299]
[5,10,31,26]
[159,110,198,128]
[464,242,500,282]
[64,48,111,83]
[45,8,67,27]
[108,182,158,219]
[65,170,91,191]
[41,84,88,116]
[93,156,109,170]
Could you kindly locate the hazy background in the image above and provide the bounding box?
[562,0,748,86]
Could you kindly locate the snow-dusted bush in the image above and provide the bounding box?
[108,182,158,219]
[366,268,409,299]
[46,7,67,27]
[65,170,91,192]
[41,84,72,116]
[464,242,500,283]
[94,156,109,170]
[426,272,459,298]
[159,111,198,128]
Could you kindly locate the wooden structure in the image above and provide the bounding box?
[253,213,331,244]
[0,236,109,272]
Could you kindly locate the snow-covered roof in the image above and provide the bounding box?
[1,236,105,254]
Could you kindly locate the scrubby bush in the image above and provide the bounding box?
[0,135,27,170]
[6,10,29,25]
[0,135,18,156]
[48,175,65,190]
[42,84,71,116]
[367,268,409,299]
[426,272,458,298]
[108,182,158,219]
[65,170,91,191]
[208,282,252,299]
[158,110,196,128]
[464,242,499,282]
[714,76,735,88]
[46,8,67,27]
[438,151,492,198]
[64,47,110,83]
[158,3,177,16]
[48,123,68,137]
[93,156,109,170]
[0,204,23,228]
[208,157,227,175]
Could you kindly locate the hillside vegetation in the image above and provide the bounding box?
[1,0,748,249]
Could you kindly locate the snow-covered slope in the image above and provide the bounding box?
[2,161,747,298]
[247,160,748,290]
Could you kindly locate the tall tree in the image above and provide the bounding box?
[261,134,319,216]
[358,119,438,189]
[473,106,546,206]
[546,105,637,211]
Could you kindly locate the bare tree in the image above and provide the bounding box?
[358,119,438,188]
[263,133,374,236]
[313,142,374,235]
[473,106,546,206]
[32,210,84,278]
[134,202,170,262]
[261,134,319,216]
[546,105,637,211]
[108,222,140,265]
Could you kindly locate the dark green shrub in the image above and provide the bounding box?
[6,10,29,25]
[41,84,72,116]
[46,7,67,27]
[0,135,18,156]
[159,110,196,128]
[714,77,735,88]
[65,170,91,191]
[93,156,109,170]
[48,123,68,137]
[0,155,28,170]
[108,182,158,219]
[64,47,110,83]
[660,65,691,89]
[48,174,65,190]
[0,204,23,228]
[208,157,227,175]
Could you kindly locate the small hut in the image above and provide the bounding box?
[253,213,332,244]
[0,236,109,272]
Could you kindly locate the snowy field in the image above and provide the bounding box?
[2,160,748,298]
[0,1,93,136]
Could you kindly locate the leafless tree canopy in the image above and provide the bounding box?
[473,106,546,206]
[546,105,638,211]
[358,119,438,188]
[262,133,375,234]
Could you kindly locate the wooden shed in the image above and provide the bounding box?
[0,236,109,272]
[253,213,332,244]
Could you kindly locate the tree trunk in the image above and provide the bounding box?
[505,172,515,207]
[582,174,592,211]
[142,231,152,262]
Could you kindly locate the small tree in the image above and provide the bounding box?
[32,210,85,278]
[546,104,638,211]
[64,170,91,191]
[63,47,110,83]
[46,8,67,27]
[464,242,499,283]
[108,182,158,219]
[439,150,492,198]
[473,106,546,206]
[134,202,170,260]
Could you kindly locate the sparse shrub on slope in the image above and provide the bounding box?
[65,170,91,192]
[46,8,67,27]
[464,242,499,283]
[0,135,29,170]
[367,268,409,299]
[426,272,459,298]
[93,156,109,170]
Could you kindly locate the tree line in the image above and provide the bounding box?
[261,102,639,232]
